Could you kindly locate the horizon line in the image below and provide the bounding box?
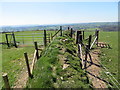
[0,21,117,27]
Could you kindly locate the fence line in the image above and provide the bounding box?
[76,30,120,89]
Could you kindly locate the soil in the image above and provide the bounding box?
[84,48,107,88]
[13,49,42,88]
[13,54,33,88]
[58,47,69,70]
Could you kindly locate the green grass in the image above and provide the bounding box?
[1,29,118,88]
[2,46,34,87]
[98,31,119,88]
[1,30,58,88]
[26,31,91,88]
[82,30,118,88]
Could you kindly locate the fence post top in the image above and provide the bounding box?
[24,52,27,54]
[60,26,62,29]
[2,73,7,77]
[68,27,70,29]
[89,35,92,37]
[86,44,89,48]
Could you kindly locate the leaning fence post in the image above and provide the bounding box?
[24,52,32,78]
[44,30,47,47]
[34,42,39,59]
[84,45,89,69]
[60,26,62,36]
[88,35,92,49]
[2,73,10,89]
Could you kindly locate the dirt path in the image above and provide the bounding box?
[13,54,33,88]
[85,48,107,88]
[13,46,43,88]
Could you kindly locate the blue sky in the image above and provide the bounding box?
[0,2,118,26]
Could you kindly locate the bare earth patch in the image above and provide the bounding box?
[13,49,42,88]
[85,48,107,88]
[13,54,33,88]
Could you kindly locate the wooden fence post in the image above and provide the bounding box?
[49,33,51,43]
[78,34,82,44]
[34,42,39,59]
[5,34,10,48]
[60,26,62,36]
[84,45,89,69]
[44,30,47,47]
[68,27,70,30]
[2,73,10,89]
[83,31,84,39]
[12,32,17,48]
[80,34,82,44]
[76,31,82,44]
[88,35,92,49]
[70,28,73,38]
[24,52,32,78]
[96,30,99,46]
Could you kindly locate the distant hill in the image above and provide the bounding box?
[0,22,118,32]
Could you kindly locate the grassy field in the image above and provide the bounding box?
[2,46,34,87]
[99,31,118,88]
[83,31,118,88]
[1,29,119,88]
[1,30,56,88]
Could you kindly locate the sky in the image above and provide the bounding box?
[0,2,118,26]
